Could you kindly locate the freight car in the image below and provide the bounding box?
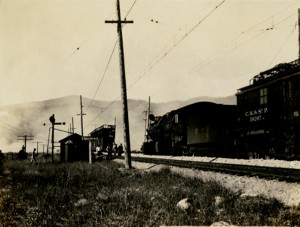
[236,59,300,160]
[142,102,237,157]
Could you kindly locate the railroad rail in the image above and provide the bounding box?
[119,156,300,182]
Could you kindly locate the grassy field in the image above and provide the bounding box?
[0,159,299,226]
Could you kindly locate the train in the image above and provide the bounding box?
[89,124,116,153]
[142,59,300,160]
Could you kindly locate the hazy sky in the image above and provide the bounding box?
[1,0,300,106]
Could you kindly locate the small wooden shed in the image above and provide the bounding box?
[59,133,89,162]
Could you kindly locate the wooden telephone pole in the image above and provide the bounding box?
[298,8,300,59]
[77,95,86,138]
[105,0,133,169]
[17,135,34,152]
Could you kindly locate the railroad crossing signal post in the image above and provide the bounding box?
[105,0,133,169]
[49,114,65,163]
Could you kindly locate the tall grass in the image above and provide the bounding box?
[0,160,299,226]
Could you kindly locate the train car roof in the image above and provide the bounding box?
[237,59,300,94]
[89,124,116,135]
[169,102,236,115]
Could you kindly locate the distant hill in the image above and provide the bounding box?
[0,95,236,153]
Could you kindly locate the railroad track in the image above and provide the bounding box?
[120,156,300,182]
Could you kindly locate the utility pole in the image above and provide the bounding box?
[142,97,151,142]
[143,111,147,142]
[105,0,133,169]
[298,8,300,59]
[33,141,41,155]
[17,135,34,153]
[72,117,75,134]
[147,96,151,142]
[77,95,86,138]
[69,117,75,134]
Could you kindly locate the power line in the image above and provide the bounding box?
[84,1,139,129]
[0,121,23,133]
[126,3,300,112]
[268,26,296,67]
[125,0,137,19]
[127,0,226,90]
[85,39,118,112]
[85,0,138,115]
[85,0,226,125]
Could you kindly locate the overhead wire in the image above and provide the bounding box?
[128,2,300,113]
[86,0,228,123]
[86,0,226,126]
[84,0,138,128]
[84,0,138,114]
[85,0,299,126]
[85,39,118,112]
[268,25,297,67]
[127,0,226,90]
[187,13,298,76]
[0,121,23,133]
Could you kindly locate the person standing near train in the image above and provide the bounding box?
[117,143,123,157]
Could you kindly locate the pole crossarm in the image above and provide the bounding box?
[105,20,133,24]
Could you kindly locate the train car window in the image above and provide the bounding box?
[287,81,293,100]
[260,88,268,105]
[175,114,179,124]
[286,80,295,117]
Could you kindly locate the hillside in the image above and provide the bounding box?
[0,95,236,153]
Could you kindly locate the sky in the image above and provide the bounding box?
[0,0,300,106]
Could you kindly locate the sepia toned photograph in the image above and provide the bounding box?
[0,0,300,226]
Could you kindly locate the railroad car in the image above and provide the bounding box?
[142,59,300,160]
[142,102,237,157]
[236,59,300,160]
[89,124,116,153]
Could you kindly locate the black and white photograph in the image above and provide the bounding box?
[0,0,300,226]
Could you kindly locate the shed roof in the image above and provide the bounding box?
[59,133,82,143]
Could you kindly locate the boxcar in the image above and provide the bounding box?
[143,102,237,156]
[236,59,300,159]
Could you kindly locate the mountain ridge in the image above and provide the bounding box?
[0,95,236,153]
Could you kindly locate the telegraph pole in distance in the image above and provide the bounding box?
[77,95,86,138]
[298,8,300,59]
[72,117,75,134]
[147,96,151,142]
[33,141,41,155]
[143,111,147,142]
[105,0,133,169]
[17,135,34,153]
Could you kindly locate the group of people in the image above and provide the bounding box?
[94,143,124,161]
[17,146,38,164]
[0,146,38,176]
[106,143,124,160]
